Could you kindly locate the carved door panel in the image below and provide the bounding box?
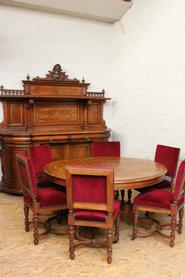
[50,144,64,161]
[32,101,82,131]
[5,101,26,128]
[68,143,90,159]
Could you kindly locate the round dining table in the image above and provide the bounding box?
[44,157,167,190]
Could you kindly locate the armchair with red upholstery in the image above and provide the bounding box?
[132,159,185,247]
[16,153,67,245]
[66,165,120,264]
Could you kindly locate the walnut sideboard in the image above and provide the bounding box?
[0,64,110,194]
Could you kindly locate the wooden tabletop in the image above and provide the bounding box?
[44,157,167,190]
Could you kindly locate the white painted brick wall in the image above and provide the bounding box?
[1,0,185,171]
[0,5,114,178]
[112,0,185,162]
[0,5,114,126]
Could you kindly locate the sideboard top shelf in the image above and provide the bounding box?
[0,64,110,101]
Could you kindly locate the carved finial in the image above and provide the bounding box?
[82,76,85,83]
[102,89,105,94]
[52,64,62,78]
[47,64,69,80]
[26,74,30,80]
[0,85,4,90]
[32,64,80,83]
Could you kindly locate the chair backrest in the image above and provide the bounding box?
[66,166,114,213]
[91,141,120,157]
[28,145,52,175]
[16,153,37,198]
[154,144,180,179]
[174,159,185,200]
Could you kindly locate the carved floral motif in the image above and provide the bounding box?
[33,64,79,82]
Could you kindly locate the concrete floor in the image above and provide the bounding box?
[0,192,185,277]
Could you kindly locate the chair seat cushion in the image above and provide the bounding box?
[136,179,171,193]
[24,186,66,207]
[134,189,184,209]
[74,200,120,221]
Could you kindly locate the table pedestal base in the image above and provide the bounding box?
[45,211,68,235]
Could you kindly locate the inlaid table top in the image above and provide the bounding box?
[44,157,167,190]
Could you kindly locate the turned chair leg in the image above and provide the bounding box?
[170,215,176,247]
[178,207,184,234]
[114,214,120,243]
[69,225,75,260]
[107,229,113,264]
[33,213,39,245]
[132,208,138,240]
[24,204,30,232]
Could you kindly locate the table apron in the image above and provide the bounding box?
[114,176,164,190]
[46,174,164,191]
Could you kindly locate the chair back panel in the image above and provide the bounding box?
[91,141,120,157]
[66,166,114,213]
[16,153,37,197]
[174,159,185,199]
[72,175,107,203]
[154,144,180,178]
[28,145,52,175]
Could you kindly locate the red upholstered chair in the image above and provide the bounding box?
[16,153,67,245]
[27,145,53,186]
[153,144,180,190]
[91,141,127,203]
[91,141,120,157]
[132,159,185,247]
[136,144,180,193]
[66,166,120,264]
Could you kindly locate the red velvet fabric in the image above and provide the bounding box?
[174,159,185,199]
[134,159,185,209]
[136,144,180,192]
[91,141,120,157]
[74,200,120,221]
[28,145,52,175]
[24,187,66,207]
[136,179,171,193]
[16,153,37,196]
[154,144,180,178]
[72,175,108,204]
[134,189,184,209]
